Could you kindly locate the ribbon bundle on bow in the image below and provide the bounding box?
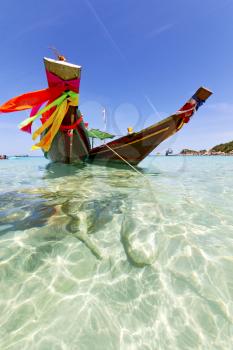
[0,87,79,152]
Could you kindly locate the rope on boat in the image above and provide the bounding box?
[90,130,165,221]
[104,143,144,176]
[89,128,144,176]
[104,138,164,220]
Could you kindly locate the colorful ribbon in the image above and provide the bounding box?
[27,91,78,152]
[0,87,65,113]
[0,87,79,152]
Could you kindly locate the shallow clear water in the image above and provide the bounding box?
[0,156,232,350]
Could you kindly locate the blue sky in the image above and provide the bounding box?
[0,0,233,155]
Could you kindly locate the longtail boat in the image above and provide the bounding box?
[0,57,212,166]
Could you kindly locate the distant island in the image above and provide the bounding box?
[180,140,233,156]
[13,155,29,158]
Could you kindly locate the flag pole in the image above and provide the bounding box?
[103,108,107,131]
[103,108,107,144]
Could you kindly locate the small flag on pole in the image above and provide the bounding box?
[102,108,107,131]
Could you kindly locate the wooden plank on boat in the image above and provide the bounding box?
[43,57,81,80]
[194,87,212,101]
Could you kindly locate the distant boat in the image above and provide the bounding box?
[165,148,173,156]
[0,155,8,160]
[0,56,213,166]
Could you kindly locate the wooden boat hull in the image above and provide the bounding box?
[45,106,90,163]
[43,58,90,163]
[45,118,90,163]
[88,87,212,166]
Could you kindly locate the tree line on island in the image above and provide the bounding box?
[180,140,233,155]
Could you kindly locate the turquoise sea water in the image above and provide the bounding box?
[0,156,232,349]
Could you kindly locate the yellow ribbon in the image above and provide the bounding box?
[31,94,79,152]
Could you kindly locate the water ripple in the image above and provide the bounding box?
[0,157,232,349]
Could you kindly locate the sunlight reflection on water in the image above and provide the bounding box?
[0,156,232,349]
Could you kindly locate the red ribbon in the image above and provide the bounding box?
[59,116,83,131]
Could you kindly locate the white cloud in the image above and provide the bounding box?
[205,102,233,114]
[148,23,173,37]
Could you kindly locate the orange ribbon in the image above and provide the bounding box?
[0,86,64,113]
